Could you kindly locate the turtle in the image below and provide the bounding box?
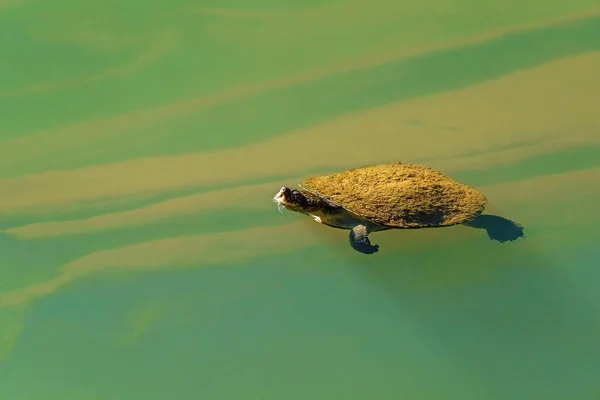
[273,162,524,254]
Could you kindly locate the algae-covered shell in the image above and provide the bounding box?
[300,163,487,228]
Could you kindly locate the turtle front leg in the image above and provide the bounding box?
[349,225,379,255]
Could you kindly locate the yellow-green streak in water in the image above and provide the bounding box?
[1,0,600,399]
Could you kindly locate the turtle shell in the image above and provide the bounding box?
[300,163,487,228]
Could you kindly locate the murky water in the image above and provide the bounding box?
[1,1,599,399]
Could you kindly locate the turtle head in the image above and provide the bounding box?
[273,186,321,213]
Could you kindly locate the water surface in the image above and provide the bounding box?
[1,1,600,399]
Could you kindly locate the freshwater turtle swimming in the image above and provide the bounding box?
[273,162,524,254]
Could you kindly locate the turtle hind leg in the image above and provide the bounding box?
[349,225,379,255]
[464,214,525,243]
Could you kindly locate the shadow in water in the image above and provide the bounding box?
[463,214,525,243]
[327,220,600,399]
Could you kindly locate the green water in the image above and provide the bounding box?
[1,1,600,399]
